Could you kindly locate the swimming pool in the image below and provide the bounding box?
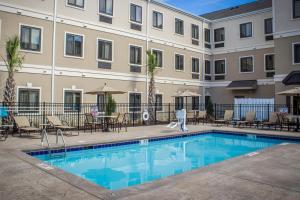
[32,132,295,191]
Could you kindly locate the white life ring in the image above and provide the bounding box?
[142,111,150,121]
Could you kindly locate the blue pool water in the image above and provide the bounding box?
[34,133,292,190]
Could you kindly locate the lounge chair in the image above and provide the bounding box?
[196,111,207,124]
[214,110,233,126]
[14,116,41,136]
[84,113,103,133]
[186,112,196,124]
[237,111,256,128]
[47,116,78,136]
[259,112,280,130]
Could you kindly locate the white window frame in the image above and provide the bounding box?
[62,88,84,113]
[292,42,300,65]
[191,56,200,74]
[191,24,200,41]
[264,18,273,36]
[128,91,142,113]
[98,0,114,17]
[213,58,227,75]
[204,28,211,47]
[129,44,143,67]
[205,59,211,76]
[96,37,114,63]
[16,86,42,114]
[64,31,85,59]
[152,10,164,30]
[19,23,43,54]
[151,48,164,68]
[155,93,164,112]
[239,55,254,74]
[174,53,185,72]
[174,17,184,36]
[129,3,143,25]
[214,27,225,45]
[264,53,275,72]
[65,0,86,10]
[239,21,253,39]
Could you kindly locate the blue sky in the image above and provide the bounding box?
[157,0,257,15]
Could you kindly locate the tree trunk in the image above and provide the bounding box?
[148,75,156,123]
[3,72,16,123]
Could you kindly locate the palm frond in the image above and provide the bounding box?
[4,36,24,73]
[146,50,157,76]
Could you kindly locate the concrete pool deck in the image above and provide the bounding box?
[1,124,300,200]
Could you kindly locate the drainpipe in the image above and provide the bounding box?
[51,0,57,115]
[146,0,150,105]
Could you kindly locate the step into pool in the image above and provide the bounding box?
[32,132,296,190]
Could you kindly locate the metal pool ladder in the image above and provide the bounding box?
[41,128,67,157]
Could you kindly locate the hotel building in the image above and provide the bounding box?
[0,0,299,109]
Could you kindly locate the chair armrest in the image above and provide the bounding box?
[61,120,70,126]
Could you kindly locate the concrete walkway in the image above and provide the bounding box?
[0,124,300,200]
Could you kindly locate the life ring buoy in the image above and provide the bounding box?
[142,111,150,121]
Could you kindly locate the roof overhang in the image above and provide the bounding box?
[282,71,300,85]
[227,80,257,90]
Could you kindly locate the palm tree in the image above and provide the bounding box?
[1,36,24,121]
[146,50,158,122]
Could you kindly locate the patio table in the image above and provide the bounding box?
[287,115,300,132]
[96,115,118,132]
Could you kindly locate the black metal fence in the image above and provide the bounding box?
[0,102,297,129]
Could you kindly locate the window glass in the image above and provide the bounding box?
[99,0,113,15]
[18,89,40,113]
[175,97,184,110]
[64,91,81,112]
[65,33,83,57]
[192,58,199,73]
[152,49,163,67]
[240,22,252,38]
[175,54,184,70]
[192,24,199,40]
[240,57,253,72]
[20,25,41,52]
[294,43,300,64]
[264,18,273,34]
[153,11,163,29]
[130,45,142,65]
[205,29,210,43]
[265,54,274,71]
[294,0,300,18]
[155,94,163,111]
[205,60,211,74]
[98,39,112,61]
[130,4,142,23]
[175,18,184,35]
[129,93,141,112]
[67,0,84,8]
[215,60,225,74]
[192,96,199,110]
[214,28,225,42]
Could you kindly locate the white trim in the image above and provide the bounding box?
[129,44,143,67]
[264,53,275,72]
[151,48,164,69]
[274,74,288,82]
[174,53,185,72]
[239,55,255,74]
[16,86,42,114]
[62,87,84,113]
[19,23,43,54]
[213,58,227,75]
[274,29,300,38]
[151,9,164,30]
[64,31,85,59]
[65,0,86,11]
[96,37,114,63]
[97,0,114,18]
[129,2,143,25]
[292,42,300,65]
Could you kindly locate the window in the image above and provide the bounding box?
[18,88,40,113]
[97,39,112,61]
[155,94,163,111]
[240,56,254,73]
[265,54,274,71]
[214,28,225,42]
[99,0,113,15]
[130,4,142,24]
[175,97,184,110]
[264,18,273,34]
[152,49,163,68]
[240,22,252,38]
[205,60,211,75]
[192,58,199,73]
[97,94,105,112]
[175,54,184,71]
[192,24,199,40]
[65,33,83,57]
[153,11,163,29]
[293,0,300,19]
[20,25,42,52]
[130,45,142,65]
[67,0,84,8]
[192,96,199,110]
[205,29,210,43]
[129,93,141,112]
[175,18,184,35]
[214,60,226,75]
[294,43,300,64]
[64,90,82,112]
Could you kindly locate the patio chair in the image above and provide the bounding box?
[47,116,79,136]
[116,113,128,132]
[277,113,296,131]
[106,113,120,132]
[214,110,233,126]
[259,112,280,130]
[14,116,41,136]
[186,112,196,124]
[84,113,103,133]
[196,111,207,124]
[237,111,256,128]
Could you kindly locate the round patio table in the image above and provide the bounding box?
[96,115,118,132]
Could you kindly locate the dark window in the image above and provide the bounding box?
[264,18,273,34]
[192,96,199,110]
[152,49,163,68]
[99,0,113,15]
[175,54,184,70]
[265,54,274,71]
[129,93,141,112]
[153,11,163,29]
[240,57,254,72]
[175,18,184,35]
[205,60,211,75]
[240,22,252,38]
[130,4,142,24]
[130,45,142,65]
[205,29,210,43]
[215,60,226,74]
[294,43,300,64]
[214,28,225,42]
[293,0,300,19]
[65,33,83,57]
[64,91,81,112]
[155,94,163,111]
[20,25,41,52]
[98,39,112,61]
[97,94,105,112]
[192,24,199,40]
[175,97,184,110]
[67,0,84,8]
[18,89,40,113]
[192,58,199,73]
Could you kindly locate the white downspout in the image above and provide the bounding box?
[146,0,150,105]
[51,0,57,115]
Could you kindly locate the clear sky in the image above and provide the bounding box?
[157,0,257,15]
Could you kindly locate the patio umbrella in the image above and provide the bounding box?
[172,90,202,110]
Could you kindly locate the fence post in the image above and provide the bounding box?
[168,103,171,123]
[214,104,217,120]
[42,102,46,129]
[77,104,80,130]
[267,104,270,121]
[239,104,242,120]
